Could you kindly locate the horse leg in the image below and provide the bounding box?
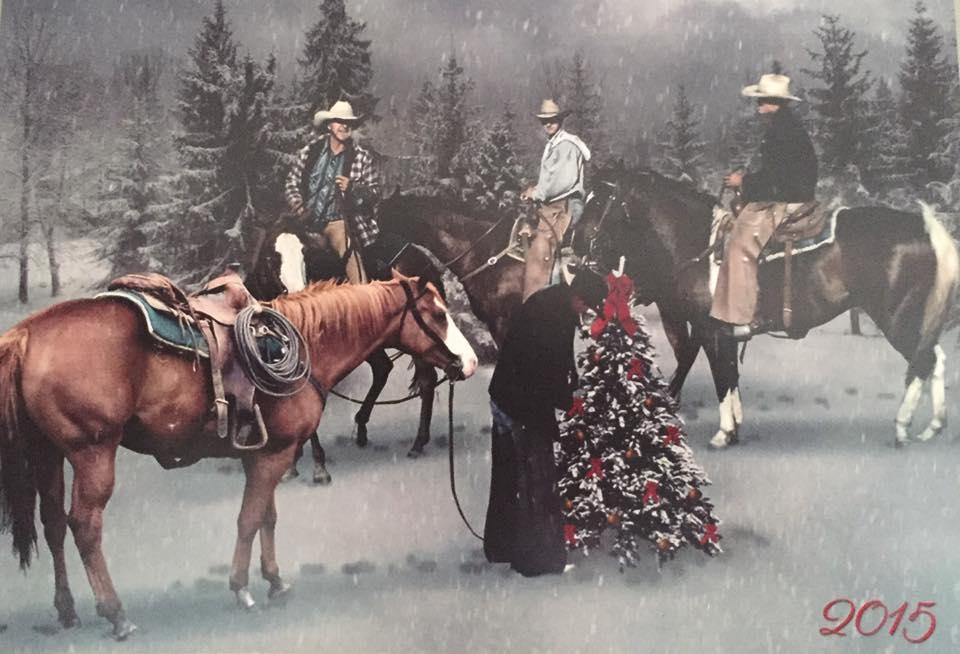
[409,362,438,458]
[310,432,331,485]
[704,333,742,449]
[917,345,947,442]
[35,440,79,628]
[895,346,943,445]
[259,495,291,600]
[281,442,303,482]
[229,446,296,610]
[354,349,394,448]
[659,309,699,399]
[67,443,137,639]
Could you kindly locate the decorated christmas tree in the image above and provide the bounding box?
[558,271,721,568]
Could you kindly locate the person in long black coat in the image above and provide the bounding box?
[484,271,607,576]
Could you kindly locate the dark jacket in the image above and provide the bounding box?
[489,284,578,422]
[742,108,818,203]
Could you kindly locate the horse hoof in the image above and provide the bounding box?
[915,426,941,442]
[355,424,369,448]
[280,467,299,483]
[312,466,332,485]
[407,447,423,459]
[59,613,80,629]
[113,620,138,641]
[235,587,256,611]
[268,581,293,602]
[894,437,910,449]
[709,430,733,449]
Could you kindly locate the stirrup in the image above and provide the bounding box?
[232,404,270,451]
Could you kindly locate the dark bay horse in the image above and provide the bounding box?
[574,169,959,448]
[0,276,477,638]
[261,195,526,463]
[247,231,449,472]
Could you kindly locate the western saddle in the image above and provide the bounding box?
[108,268,269,453]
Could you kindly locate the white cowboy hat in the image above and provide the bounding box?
[741,74,802,102]
[313,100,362,127]
[535,98,570,120]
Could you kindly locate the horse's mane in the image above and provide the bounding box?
[382,193,499,228]
[266,278,412,347]
[633,168,717,209]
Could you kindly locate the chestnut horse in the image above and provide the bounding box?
[0,276,477,638]
[573,168,959,447]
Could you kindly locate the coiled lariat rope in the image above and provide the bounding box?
[233,305,312,397]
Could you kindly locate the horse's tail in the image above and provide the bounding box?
[917,202,960,356]
[0,326,37,569]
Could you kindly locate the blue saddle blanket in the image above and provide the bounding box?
[97,290,209,357]
[760,207,842,264]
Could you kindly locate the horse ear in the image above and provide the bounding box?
[415,275,430,293]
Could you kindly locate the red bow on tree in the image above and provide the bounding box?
[700,523,720,546]
[566,397,585,418]
[627,358,646,381]
[588,273,637,338]
[642,480,660,505]
[586,457,604,480]
[564,524,577,546]
[663,425,681,446]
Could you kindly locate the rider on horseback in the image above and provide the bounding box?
[520,99,592,302]
[285,100,382,284]
[711,74,818,340]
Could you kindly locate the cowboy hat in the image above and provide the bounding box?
[535,98,570,120]
[741,74,801,102]
[313,100,362,127]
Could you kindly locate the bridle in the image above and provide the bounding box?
[398,278,464,381]
[578,180,631,272]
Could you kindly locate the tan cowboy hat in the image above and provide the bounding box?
[741,74,802,102]
[535,98,570,120]
[313,100,362,127]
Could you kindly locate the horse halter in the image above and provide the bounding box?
[579,180,630,272]
[399,279,465,381]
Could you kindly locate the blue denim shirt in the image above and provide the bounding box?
[307,144,345,228]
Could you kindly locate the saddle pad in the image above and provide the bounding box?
[759,207,844,264]
[97,290,209,358]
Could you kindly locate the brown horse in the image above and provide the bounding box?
[0,276,477,638]
[573,168,959,448]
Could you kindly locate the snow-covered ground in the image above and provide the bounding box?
[1,243,960,653]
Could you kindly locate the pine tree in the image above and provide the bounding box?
[928,86,960,212]
[298,0,378,119]
[564,51,604,155]
[802,14,873,175]
[465,106,527,214]
[97,53,181,276]
[659,85,706,184]
[558,274,721,568]
[861,78,911,194]
[172,1,284,280]
[899,1,956,186]
[407,54,474,183]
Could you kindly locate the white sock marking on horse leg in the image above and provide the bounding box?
[732,386,743,427]
[710,388,737,448]
[437,298,478,378]
[918,345,946,442]
[275,233,306,293]
[895,376,925,443]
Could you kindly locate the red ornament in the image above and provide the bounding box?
[663,425,682,446]
[642,480,660,505]
[564,524,577,546]
[643,396,656,409]
[586,457,604,480]
[700,523,720,546]
[687,487,702,501]
[627,358,646,381]
[566,397,585,418]
[589,318,607,340]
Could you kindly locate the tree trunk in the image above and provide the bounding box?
[44,156,67,297]
[18,69,32,304]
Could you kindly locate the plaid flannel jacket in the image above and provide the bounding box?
[285,135,382,247]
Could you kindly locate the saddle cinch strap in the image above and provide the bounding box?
[107,271,269,451]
